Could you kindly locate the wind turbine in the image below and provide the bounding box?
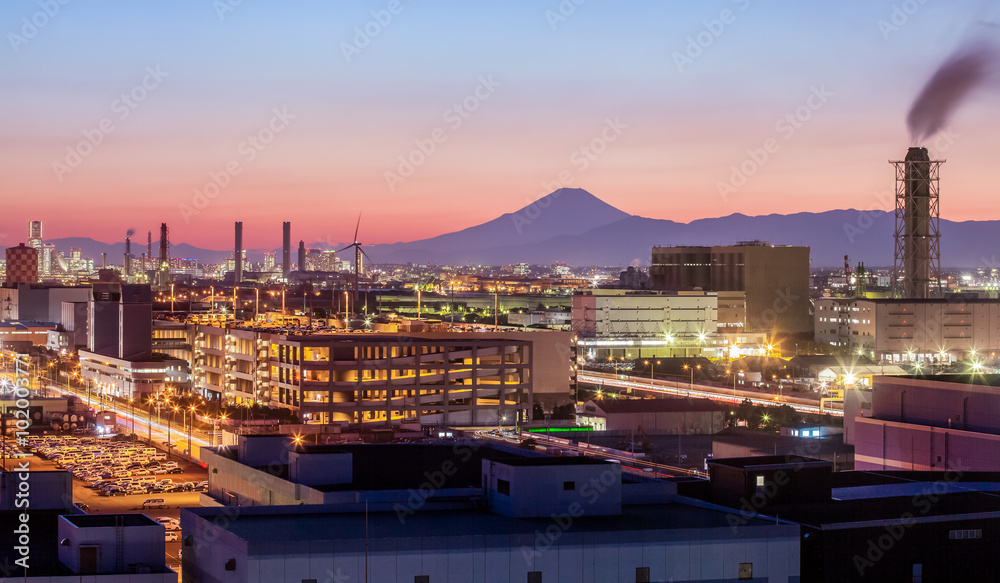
[338,214,373,318]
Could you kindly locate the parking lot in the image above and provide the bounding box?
[17,433,208,571]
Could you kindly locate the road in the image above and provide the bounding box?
[46,380,214,460]
[577,371,843,416]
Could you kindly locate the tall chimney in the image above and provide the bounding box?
[124,236,131,278]
[282,221,291,281]
[298,241,306,272]
[235,221,243,284]
[102,253,107,269]
[893,147,942,299]
[147,231,152,272]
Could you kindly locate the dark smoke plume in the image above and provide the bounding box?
[907,37,998,143]
[126,228,135,237]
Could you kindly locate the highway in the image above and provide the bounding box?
[577,371,843,416]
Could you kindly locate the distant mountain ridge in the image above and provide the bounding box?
[6,189,999,267]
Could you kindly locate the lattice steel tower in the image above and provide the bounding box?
[892,147,943,299]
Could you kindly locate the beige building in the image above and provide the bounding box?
[152,321,573,423]
[571,289,765,359]
[815,296,1000,363]
[650,242,811,335]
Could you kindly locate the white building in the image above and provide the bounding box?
[815,296,1000,363]
[572,289,765,359]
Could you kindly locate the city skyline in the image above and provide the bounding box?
[3,1,999,250]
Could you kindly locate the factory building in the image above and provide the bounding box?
[572,289,766,360]
[650,242,811,335]
[852,374,1000,472]
[184,439,800,583]
[815,296,1000,363]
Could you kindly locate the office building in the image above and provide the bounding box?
[88,283,152,361]
[650,242,811,335]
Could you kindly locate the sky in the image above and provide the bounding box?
[2,0,999,250]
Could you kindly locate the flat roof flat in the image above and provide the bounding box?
[62,514,159,528]
[185,502,790,545]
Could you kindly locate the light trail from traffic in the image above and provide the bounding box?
[577,371,843,416]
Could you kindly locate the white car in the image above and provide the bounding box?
[156,517,180,531]
[164,531,180,542]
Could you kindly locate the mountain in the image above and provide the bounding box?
[6,189,1000,268]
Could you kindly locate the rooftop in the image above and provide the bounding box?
[62,514,159,528]
[184,501,789,544]
[588,397,727,414]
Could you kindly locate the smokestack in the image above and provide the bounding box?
[102,253,107,269]
[147,231,152,272]
[235,221,243,284]
[893,147,942,299]
[124,236,131,278]
[282,221,290,281]
[159,223,170,289]
[298,241,306,272]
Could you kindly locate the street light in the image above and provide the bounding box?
[682,364,701,395]
[645,360,661,381]
[727,369,742,400]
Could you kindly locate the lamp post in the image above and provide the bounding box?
[168,406,177,457]
[186,406,195,457]
[683,364,701,395]
[129,398,135,435]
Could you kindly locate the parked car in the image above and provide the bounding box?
[156,517,180,531]
[164,531,180,542]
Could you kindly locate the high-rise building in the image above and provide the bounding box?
[263,251,275,272]
[650,242,811,335]
[4,243,39,285]
[28,220,42,241]
[87,283,152,361]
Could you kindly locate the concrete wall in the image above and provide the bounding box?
[603,411,725,434]
[288,450,352,486]
[484,460,621,518]
[854,416,1000,471]
[181,518,801,583]
[57,517,165,575]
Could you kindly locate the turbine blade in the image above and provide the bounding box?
[354,213,361,243]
